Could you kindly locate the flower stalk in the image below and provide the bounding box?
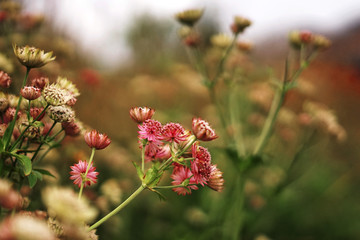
[78,147,96,199]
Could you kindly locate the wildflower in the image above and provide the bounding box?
[160,122,188,143]
[191,144,212,186]
[312,34,331,50]
[62,120,83,137]
[84,130,111,150]
[171,165,198,195]
[42,83,72,106]
[144,142,171,162]
[0,71,11,88]
[46,105,75,123]
[66,97,77,106]
[231,16,251,34]
[31,76,49,90]
[70,160,99,188]
[175,9,203,27]
[3,107,21,123]
[129,106,155,123]
[192,117,218,141]
[18,118,42,139]
[42,187,98,225]
[207,165,224,192]
[13,44,55,68]
[0,215,55,240]
[56,76,80,97]
[211,33,232,49]
[289,30,312,49]
[138,119,162,142]
[20,86,41,100]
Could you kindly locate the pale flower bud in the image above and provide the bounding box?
[129,106,155,123]
[13,44,55,69]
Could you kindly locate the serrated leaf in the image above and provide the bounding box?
[12,154,32,176]
[28,172,37,188]
[33,168,55,178]
[132,161,144,180]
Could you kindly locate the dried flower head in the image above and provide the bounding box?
[62,120,83,137]
[42,83,72,106]
[13,44,55,68]
[211,33,232,49]
[46,105,75,123]
[29,107,45,120]
[56,76,80,97]
[175,9,203,26]
[129,106,155,123]
[0,71,11,88]
[207,165,224,192]
[20,86,41,100]
[18,119,42,139]
[42,187,98,225]
[70,160,99,188]
[192,117,218,141]
[84,130,111,150]
[31,77,49,90]
[231,16,251,34]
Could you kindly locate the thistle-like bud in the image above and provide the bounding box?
[231,16,251,34]
[20,86,41,100]
[192,117,218,141]
[175,9,203,27]
[4,107,21,123]
[0,71,11,88]
[129,107,155,123]
[84,130,111,150]
[56,76,80,97]
[62,120,83,137]
[31,77,49,90]
[13,44,55,69]
[211,34,232,49]
[208,165,224,192]
[42,83,72,106]
[46,105,75,123]
[29,107,45,121]
[312,34,331,50]
[18,119,42,139]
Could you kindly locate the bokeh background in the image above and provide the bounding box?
[1,0,360,239]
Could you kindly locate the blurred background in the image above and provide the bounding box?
[1,0,360,239]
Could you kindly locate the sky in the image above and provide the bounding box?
[23,0,360,68]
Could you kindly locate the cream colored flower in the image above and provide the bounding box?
[175,9,203,26]
[56,76,80,97]
[13,44,55,68]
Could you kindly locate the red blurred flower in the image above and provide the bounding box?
[192,117,218,141]
[70,160,99,188]
[84,130,111,150]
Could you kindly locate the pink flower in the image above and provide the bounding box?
[191,143,212,186]
[29,107,45,120]
[171,165,198,195]
[159,122,189,143]
[20,86,41,100]
[138,119,162,142]
[129,107,155,123]
[0,71,11,88]
[192,118,218,141]
[70,160,99,188]
[143,141,171,162]
[84,130,111,150]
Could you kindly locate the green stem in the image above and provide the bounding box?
[88,184,146,231]
[78,147,96,199]
[5,67,31,149]
[36,133,66,163]
[152,183,197,189]
[229,88,246,156]
[31,120,57,162]
[141,142,146,172]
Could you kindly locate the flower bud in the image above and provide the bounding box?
[289,30,312,49]
[129,106,155,123]
[46,105,75,123]
[312,34,331,50]
[84,130,111,150]
[20,86,41,100]
[31,77,49,90]
[192,117,218,141]
[211,34,232,49]
[0,71,11,88]
[62,120,83,137]
[231,16,251,34]
[208,165,224,192]
[29,107,45,120]
[42,83,72,106]
[13,44,55,69]
[175,9,203,27]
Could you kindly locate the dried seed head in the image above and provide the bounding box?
[43,83,72,106]
[231,16,251,34]
[20,86,41,100]
[56,76,80,97]
[13,44,55,69]
[0,71,11,88]
[175,9,203,27]
[47,105,75,123]
[129,106,155,123]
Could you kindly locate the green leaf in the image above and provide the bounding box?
[144,167,161,187]
[33,168,55,178]
[32,121,44,128]
[132,161,144,180]
[12,154,32,176]
[3,120,15,150]
[28,172,37,188]
[32,170,43,181]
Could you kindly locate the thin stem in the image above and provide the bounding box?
[36,133,66,163]
[5,67,30,149]
[78,147,96,199]
[88,184,146,231]
[229,88,246,156]
[152,184,197,189]
[31,120,57,162]
[141,142,146,172]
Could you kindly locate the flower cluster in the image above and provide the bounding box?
[132,107,223,195]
